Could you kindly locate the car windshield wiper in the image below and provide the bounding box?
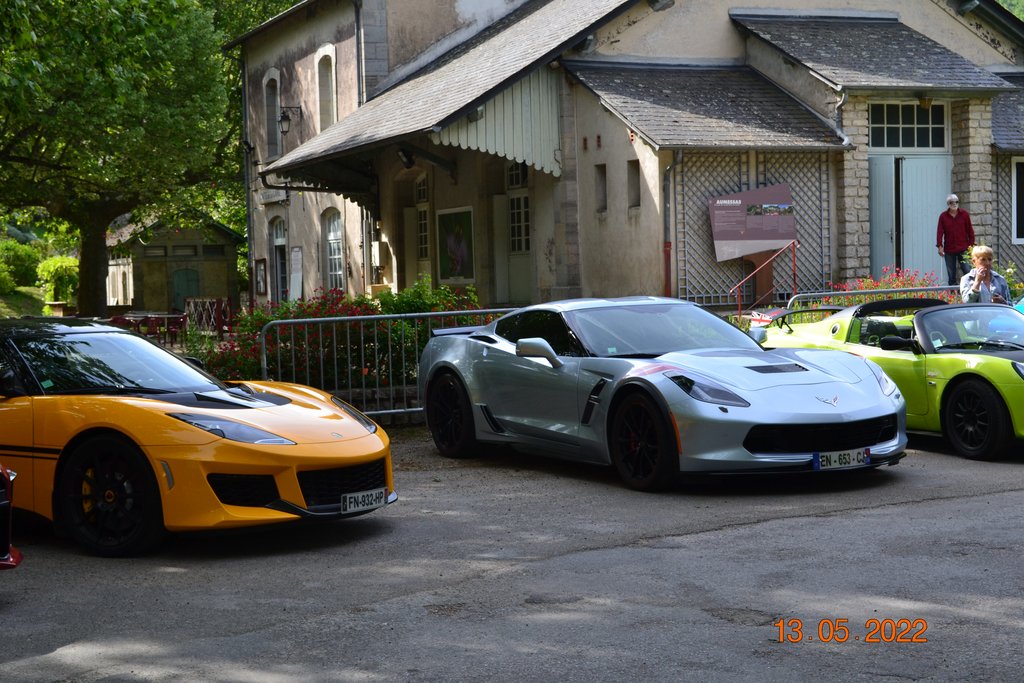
[939,340,1024,351]
[978,339,1024,350]
[49,385,177,395]
[604,352,664,359]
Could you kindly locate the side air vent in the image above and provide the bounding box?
[480,404,506,433]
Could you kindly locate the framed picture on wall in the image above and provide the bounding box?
[437,207,474,284]
[254,258,268,295]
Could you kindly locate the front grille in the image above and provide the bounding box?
[207,473,279,507]
[744,414,898,454]
[298,459,387,509]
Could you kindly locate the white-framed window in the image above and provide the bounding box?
[506,161,528,189]
[414,175,428,203]
[1013,156,1024,245]
[415,175,429,259]
[417,208,429,259]
[869,101,947,149]
[270,217,288,302]
[316,45,336,132]
[506,162,530,254]
[322,208,346,291]
[263,69,281,159]
[509,193,530,253]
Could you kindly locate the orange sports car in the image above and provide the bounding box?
[0,318,395,556]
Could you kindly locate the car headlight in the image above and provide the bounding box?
[1013,361,1024,381]
[865,359,897,396]
[169,413,295,445]
[666,373,750,407]
[331,396,379,433]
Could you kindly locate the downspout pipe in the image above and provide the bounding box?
[663,151,680,297]
[354,0,375,292]
[234,49,256,312]
[806,70,851,146]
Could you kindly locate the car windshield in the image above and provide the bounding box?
[14,331,225,395]
[921,306,1024,351]
[565,302,760,357]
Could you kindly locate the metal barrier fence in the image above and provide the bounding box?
[185,297,231,339]
[259,308,514,418]
[786,285,958,309]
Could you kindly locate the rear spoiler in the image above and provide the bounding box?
[430,325,481,338]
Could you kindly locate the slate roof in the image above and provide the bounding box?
[264,0,638,180]
[566,62,845,150]
[992,73,1024,152]
[732,14,1016,94]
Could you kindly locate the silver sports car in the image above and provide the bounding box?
[418,297,907,490]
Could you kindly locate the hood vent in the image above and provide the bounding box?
[748,363,807,374]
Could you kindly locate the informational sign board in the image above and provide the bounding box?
[289,246,303,300]
[708,184,797,261]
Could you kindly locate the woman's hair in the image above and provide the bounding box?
[972,245,994,261]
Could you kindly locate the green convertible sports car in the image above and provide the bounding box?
[760,298,1024,461]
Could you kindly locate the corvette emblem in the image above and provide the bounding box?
[816,395,840,407]
[331,432,343,438]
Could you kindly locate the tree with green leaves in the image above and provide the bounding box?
[0,0,227,315]
[0,0,295,316]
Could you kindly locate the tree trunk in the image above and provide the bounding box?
[77,220,111,318]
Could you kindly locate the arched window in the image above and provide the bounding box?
[318,55,336,132]
[322,208,346,291]
[264,77,280,158]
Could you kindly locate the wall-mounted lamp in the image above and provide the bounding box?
[397,148,415,169]
[279,106,303,135]
[917,95,933,109]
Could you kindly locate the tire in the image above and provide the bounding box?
[943,378,1013,461]
[426,372,478,458]
[610,393,679,491]
[57,435,164,557]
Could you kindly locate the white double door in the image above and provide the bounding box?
[869,154,952,280]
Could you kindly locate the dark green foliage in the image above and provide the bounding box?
[0,239,43,286]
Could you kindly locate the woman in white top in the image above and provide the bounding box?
[960,245,1011,304]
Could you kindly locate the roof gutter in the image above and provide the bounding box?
[958,1,1024,47]
[806,70,851,147]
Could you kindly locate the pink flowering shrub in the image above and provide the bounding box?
[817,266,959,307]
[186,277,482,385]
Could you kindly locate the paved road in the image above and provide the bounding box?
[2,428,1022,682]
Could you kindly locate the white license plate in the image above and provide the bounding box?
[814,448,870,470]
[341,487,388,513]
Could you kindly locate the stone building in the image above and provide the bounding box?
[229,0,1024,309]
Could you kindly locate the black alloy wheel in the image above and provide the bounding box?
[57,435,164,557]
[943,378,1012,461]
[610,393,678,491]
[426,372,477,458]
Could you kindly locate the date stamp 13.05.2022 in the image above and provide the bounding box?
[774,618,928,644]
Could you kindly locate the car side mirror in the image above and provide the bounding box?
[516,337,564,368]
[184,356,205,370]
[879,335,920,353]
[747,327,767,344]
